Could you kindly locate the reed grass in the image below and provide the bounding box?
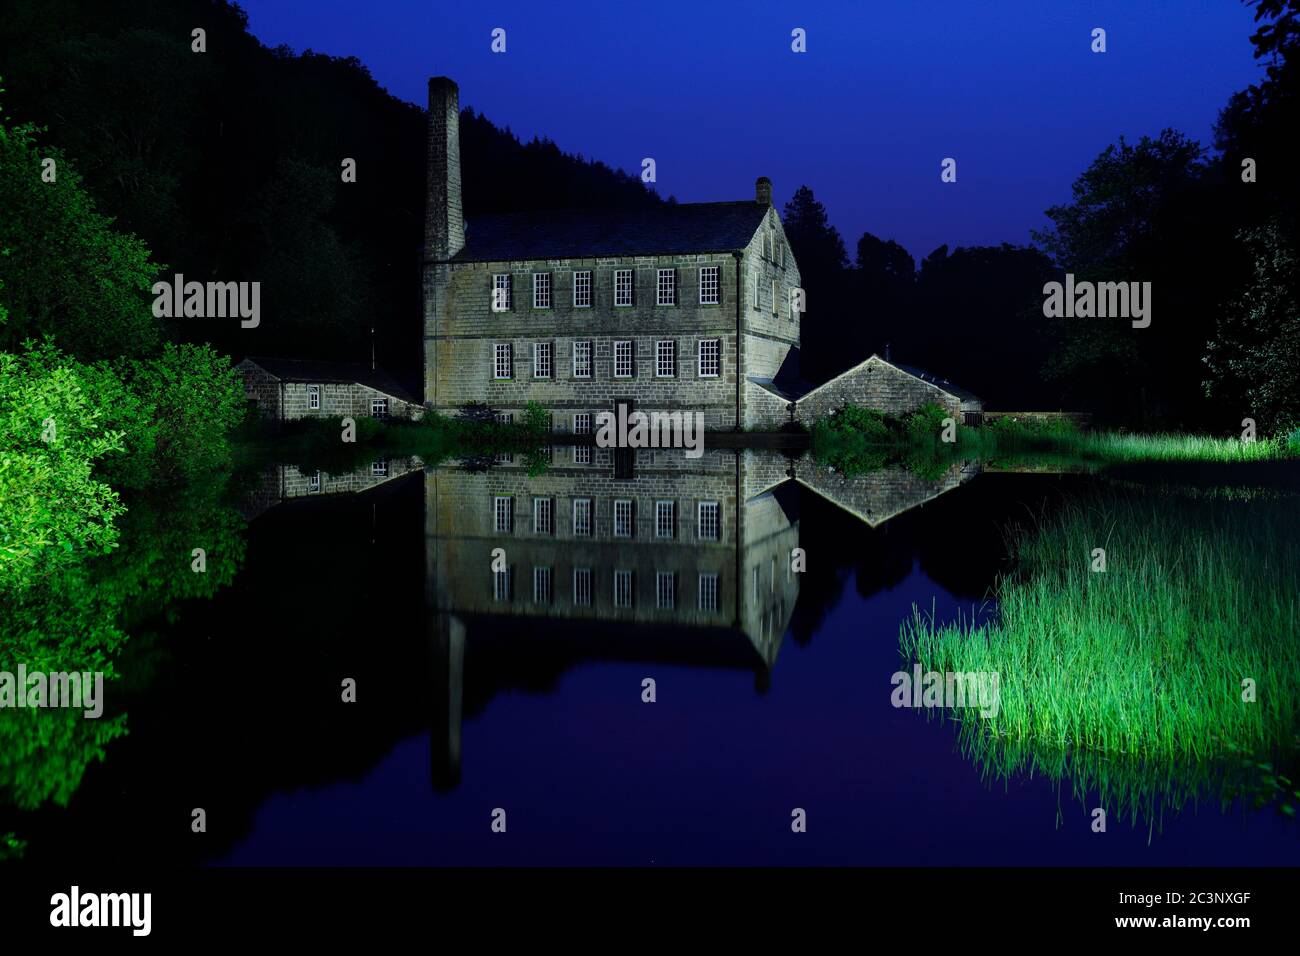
[900,491,1300,824]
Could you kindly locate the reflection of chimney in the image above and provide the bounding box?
[426,77,464,261]
[885,342,891,362]
[755,176,772,206]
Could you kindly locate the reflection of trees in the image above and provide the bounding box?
[0,478,245,811]
[903,490,1300,829]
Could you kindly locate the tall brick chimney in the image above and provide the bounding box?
[426,77,464,261]
[755,176,772,206]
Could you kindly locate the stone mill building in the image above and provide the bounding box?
[421,76,981,433]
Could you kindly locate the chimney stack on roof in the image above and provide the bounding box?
[755,176,772,206]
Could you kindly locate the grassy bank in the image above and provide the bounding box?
[899,491,1300,825]
[812,403,1299,477]
[234,401,554,476]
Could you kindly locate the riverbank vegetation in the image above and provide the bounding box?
[899,491,1300,827]
[812,402,1299,478]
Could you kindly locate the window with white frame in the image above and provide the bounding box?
[573,413,592,465]
[533,566,552,604]
[494,495,513,533]
[572,497,592,536]
[699,265,720,305]
[493,566,512,601]
[656,572,676,609]
[614,268,633,307]
[655,500,676,539]
[573,567,592,606]
[533,272,552,309]
[613,569,633,608]
[492,273,512,312]
[573,270,592,308]
[533,342,553,379]
[371,397,388,419]
[613,499,634,538]
[493,343,512,380]
[697,501,720,540]
[308,384,320,410]
[372,459,388,477]
[572,340,592,379]
[655,340,676,378]
[309,471,321,493]
[533,496,554,535]
[656,268,676,306]
[613,340,633,378]
[772,280,779,316]
[698,339,721,378]
[698,573,719,611]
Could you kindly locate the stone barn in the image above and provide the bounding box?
[237,356,423,422]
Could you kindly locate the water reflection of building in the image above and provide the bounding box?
[241,458,424,520]
[422,448,980,789]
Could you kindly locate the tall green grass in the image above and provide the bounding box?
[900,491,1300,826]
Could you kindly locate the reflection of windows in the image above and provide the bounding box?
[699,265,720,305]
[494,496,513,533]
[372,459,388,477]
[698,339,721,378]
[492,273,511,311]
[493,343,512,379]
[495,412,513,464]
[697,501,720,540]
[656,268,676,306]
[613,499,634,538]
[655,500,675,539]
[698,573,719,611]
[533,272,552,309]
[614,269,633,307]
[573,413,592,464]
[656,572,676,609]
[614,569,633,608]
[613,341,634,378]
[753,565,761,601]
[308,384,320,410]
[533,566,552,604]
[655,340,676,378]
[573,341,592,379]
[308,471,321,493]
[533,497,554,535]
[572,497,592,536]
[573,568,592,606]
[573,270,592,308]
[493,567,513,601]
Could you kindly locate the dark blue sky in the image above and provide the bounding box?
[239,0,1265,262]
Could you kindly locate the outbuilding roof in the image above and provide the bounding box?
[239,356,419,405]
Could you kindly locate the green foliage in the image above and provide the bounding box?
[900,491,1300,826]
[0,340,125,590]
[903,402,951,444]
[0,113,161,359]
[1203,219,1300,433]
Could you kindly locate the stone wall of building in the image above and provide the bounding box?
[794,356,962,422]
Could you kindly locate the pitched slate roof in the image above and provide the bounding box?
[240,356,419,405]
[448,201,770,263]
[892,361,982,404]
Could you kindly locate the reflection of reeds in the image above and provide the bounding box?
[901,492,1300,827]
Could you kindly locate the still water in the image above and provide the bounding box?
[2,450,1296,866]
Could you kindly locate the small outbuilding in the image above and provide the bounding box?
[236,356,423,422]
